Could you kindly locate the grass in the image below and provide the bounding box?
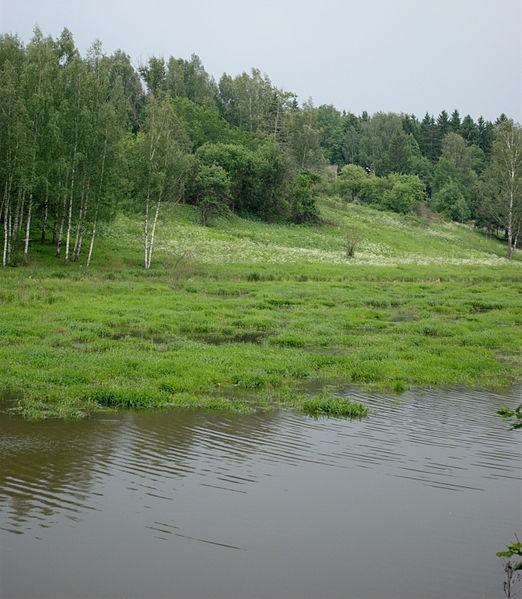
[1,197,520,419]
[301,394,369,418]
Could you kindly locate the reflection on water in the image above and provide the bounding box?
[0,386,521,599]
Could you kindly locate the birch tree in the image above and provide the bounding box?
[78,41,125,266]
[217,69,276,136]
[0,29,60,265]
[0,35,26,266]
[21,29,61,264]
[138,95,191,269]
[480,121,522,258]
[286,100,324,170]
[54,29,87,264]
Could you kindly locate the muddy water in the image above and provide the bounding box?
[1,386,520,599]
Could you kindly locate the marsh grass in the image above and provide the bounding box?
[301,394,369,418]
[1,199,520,419]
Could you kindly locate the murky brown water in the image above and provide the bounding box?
[1,386,521,599]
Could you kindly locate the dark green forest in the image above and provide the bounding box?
[1,27,521,268]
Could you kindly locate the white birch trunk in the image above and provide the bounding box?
[2,198,8,267]
[23,192,33,265]
[86,126,109,267]
[7,204,12,265]
[144,190,150,269]
[507,184,514,259]
[86,202,98,268]
[72,200,83,259]
[73,207,87,261]
[143,102,160,270]
[64,137,79,265]
[73,181,89,261]
[147,197,162,269]
[56,189,67,257]
[64,191,74,265]
[0,183,6,223]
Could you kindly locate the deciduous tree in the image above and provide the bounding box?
[480,121,522,258]
[136,95,191,269]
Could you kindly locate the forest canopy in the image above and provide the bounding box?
[1,27,521,267]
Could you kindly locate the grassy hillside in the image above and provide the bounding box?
[1,198,520,419]
[102,197,515,269]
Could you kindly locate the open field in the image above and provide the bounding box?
[1,198,520,419]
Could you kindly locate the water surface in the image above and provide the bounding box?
[1,386,520,599]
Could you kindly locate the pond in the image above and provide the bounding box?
[1,386,520,599]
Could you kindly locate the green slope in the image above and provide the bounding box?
[95,197,517,269]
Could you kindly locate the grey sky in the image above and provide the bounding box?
[2,0,521,122]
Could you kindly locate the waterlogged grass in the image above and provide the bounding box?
[1,199,520,419]
[301,395,369,419]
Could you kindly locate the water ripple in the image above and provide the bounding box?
[1,385,520,538]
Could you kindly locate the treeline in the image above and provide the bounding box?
[1,28,521,267]
[323,109,521,258]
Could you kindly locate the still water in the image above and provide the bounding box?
[1,387,521,599]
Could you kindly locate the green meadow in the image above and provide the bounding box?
[1,198,520,419]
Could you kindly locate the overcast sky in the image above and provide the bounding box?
[2,0,521,122]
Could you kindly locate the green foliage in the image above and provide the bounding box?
[217,68,280,136]
[0,29,135,267]
[419,112,442,162]
[478,121,522,259]
[432,180,470,222]
[358,112,405,175]
[470,144,487,175]
[290,170,320,223]
[165,53,216,106]
[171,97,232,149]
[338,164,369,202]
[497,540,522,598]
[431,132,478,222]
[338,166,426,215]
[287,100,325,170]
[497,404,522,430]
[383,174,426,214]
[195,139,290,220]
[384,128,412,174]
[497,541,522,565]
[138,55,166,95]
[194,164,231,225]
[460,115,479,146]
[132,95,193,268]
[316,104,346,165]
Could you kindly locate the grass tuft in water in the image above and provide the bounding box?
[301,394,369,419]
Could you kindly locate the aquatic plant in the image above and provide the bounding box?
[497,404,522,430]
[497,539,522,598]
